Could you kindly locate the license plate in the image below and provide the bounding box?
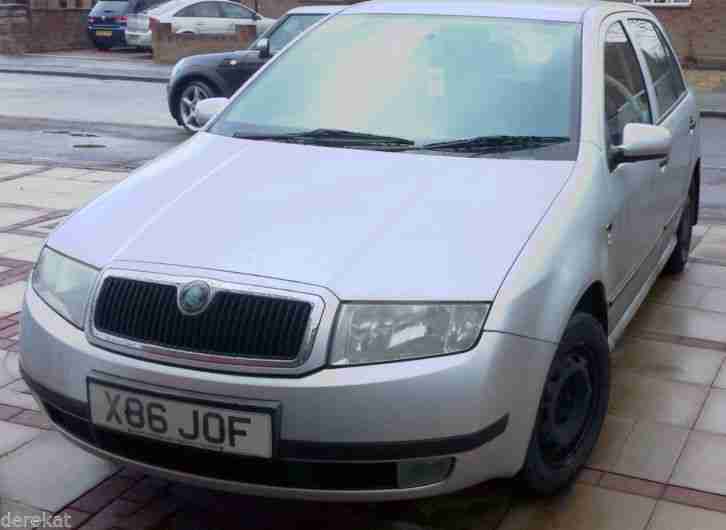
[88,382,272,458]
[95,30,113,37]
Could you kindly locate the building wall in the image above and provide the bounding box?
[0,4,30,54]
[645,2,726,67]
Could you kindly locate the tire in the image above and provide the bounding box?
[519,312,610,495]
[663,184,695,275]
[176,80,216,134]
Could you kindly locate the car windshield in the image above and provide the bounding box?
[210,14,581,158]
[90,1,128,15]
[266,14,326,54]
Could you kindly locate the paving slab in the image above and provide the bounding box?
[0,498,51,526]
[609,372,709,429]
[611,421,689,483]
[0,431,117,512]
[0,206,45,228]
[0,420,42,457]
[630,302,726,344]
[670,431,726,496]
[0,282,27,315]
[498,484,656,530]
[613,338,726,386]
[647,501,726,530]
[0,164,44,179]
[1,241,43,263]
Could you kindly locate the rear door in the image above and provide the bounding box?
[217,2,255,33]
[173,2,220,33]
[626,18,696,232]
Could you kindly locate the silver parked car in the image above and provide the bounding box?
[21,0,700,500]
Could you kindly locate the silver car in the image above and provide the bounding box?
[20,0,700,501]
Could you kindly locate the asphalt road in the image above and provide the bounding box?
[0,73,725,220]
[0,73,186,169]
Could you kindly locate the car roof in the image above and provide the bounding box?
[285,5,345,15]
[151,0,247,14]
[344,0,640,23]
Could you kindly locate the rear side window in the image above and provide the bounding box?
[177,2,220,17]
[628,19,686,116]
[604,22,652,146]
[219,3,252,19]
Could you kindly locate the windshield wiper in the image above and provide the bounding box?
[232,128,415,148]
[420,135,570,153]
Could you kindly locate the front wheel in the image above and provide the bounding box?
[519,312,610,495]
[177,80,216,133]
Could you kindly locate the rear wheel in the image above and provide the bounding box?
[519,312,609,495]
[663,185,695,275]
[177,80,216,133]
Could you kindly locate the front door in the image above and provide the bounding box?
[602,20,663,323]
[627,18,695,231]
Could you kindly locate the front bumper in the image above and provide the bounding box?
[20,286,555,500]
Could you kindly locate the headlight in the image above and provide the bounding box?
[330,303,490,366]
[32,247,99,329]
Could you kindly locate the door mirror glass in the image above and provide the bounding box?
[195,97,229,127]
[613,123,672,165]
[254,37,271,59]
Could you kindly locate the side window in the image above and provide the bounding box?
[179,2,220,17]
[268,15,321,53]
[604,22,652,146]
[219,3,252,19]
[628,19,686,116]
[175,5,195,17]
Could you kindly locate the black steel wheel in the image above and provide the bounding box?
[520,312,609,495]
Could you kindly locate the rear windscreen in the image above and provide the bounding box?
[90,1,128,15]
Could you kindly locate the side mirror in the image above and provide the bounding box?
[254,37,271,59]
[195,97,229,128]
[611,123,672,168]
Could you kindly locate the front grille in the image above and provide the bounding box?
[93,277,312,360]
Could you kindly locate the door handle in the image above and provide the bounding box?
[659,157,669,169]
[689,117,697,132]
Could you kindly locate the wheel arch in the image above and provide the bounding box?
[573,282,609,335]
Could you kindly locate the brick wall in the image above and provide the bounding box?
[645,2,726,67]
[152,23,257,64]
[26,9,93,52]
[0,4,30,54]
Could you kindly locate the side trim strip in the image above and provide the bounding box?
[278,415,510,461]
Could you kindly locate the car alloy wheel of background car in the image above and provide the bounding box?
[179,81,215,133]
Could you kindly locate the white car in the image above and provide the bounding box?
[125,0,274,49]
